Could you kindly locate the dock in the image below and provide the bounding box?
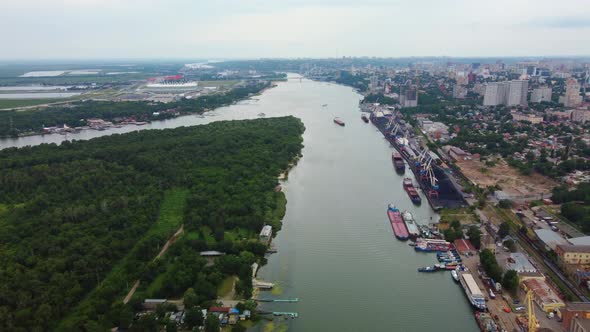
[254,298,299,303]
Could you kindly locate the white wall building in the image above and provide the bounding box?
[531,86,552,103]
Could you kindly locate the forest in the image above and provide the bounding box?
[0,116,304,331]
[0,81,269,137]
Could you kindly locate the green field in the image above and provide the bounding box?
[0,98,71,110]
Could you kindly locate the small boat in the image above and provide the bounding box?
[258,112,266,117]
[322,104,328,107]
[361,113,369,123]
[333,118,345,126]
[451,270,460,282]
[418,266,437,273]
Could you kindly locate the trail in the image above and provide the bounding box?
[123,225,184,304]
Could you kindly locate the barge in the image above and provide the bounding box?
[387,204,409,241]
[403,178,422,205]
[459,273,486,311]
[401,211,420,239]
[392,152,405,174]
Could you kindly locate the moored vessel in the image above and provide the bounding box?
[451,269,460,282]
[361,113,369,123]
[401,211,420,239]
[387,204,409,241]
[403,178,422,205]
[392,152,405,173]
[459,273,486,311]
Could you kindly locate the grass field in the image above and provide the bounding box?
[0,98,71,110]
[217,276,237,297]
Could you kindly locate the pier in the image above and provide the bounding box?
[254,298,299,303]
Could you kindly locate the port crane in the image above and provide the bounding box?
[526,289,539,332]
[416,152,439,198]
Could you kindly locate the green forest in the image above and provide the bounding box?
[0,116,304,331]
[0,82,269,137]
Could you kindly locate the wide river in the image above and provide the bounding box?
[0,75,478,332]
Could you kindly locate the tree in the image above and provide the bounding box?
[183,288,199,309]
[130,313,158,332]
[166,322,178,332]
[185,307,204,329]
[498,222,511,238]
[498,199,513,209]
[466,226,482,249]
[205,314,220,332]
[232,324,247,332]
[503,239,517,253]
[502,270,519,295]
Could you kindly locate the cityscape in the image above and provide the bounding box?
[1,1,590,332]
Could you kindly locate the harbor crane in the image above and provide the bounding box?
[527,289,539,332]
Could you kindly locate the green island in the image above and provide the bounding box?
[0,116,304,331]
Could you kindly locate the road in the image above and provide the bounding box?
[123,225,184,304]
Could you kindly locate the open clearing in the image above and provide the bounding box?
[456,158,556,197]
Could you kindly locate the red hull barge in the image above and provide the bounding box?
[387,204,409,241]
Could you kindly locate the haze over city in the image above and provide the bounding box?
[1,0,590,59]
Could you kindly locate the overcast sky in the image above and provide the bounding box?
[1,0,589,59]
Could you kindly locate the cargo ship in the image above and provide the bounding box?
[414,239,453,252]
[401,211,420,239]
[403,178,422,205]
[387,204,409,241]
[392,152,405,173]
[361,113,369,123]
[333,118,345,126]
[459,273,486,311]
[475,312,499,332]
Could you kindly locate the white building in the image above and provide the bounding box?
[531,86,552,103]
[560,78,583,107]
[572,109,590,123]
[483,80,528,106]
[259,225,272,244]
[507,80,528,106]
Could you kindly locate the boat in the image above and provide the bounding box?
[458,273,487,311]
[392,152,405,173]
[361,113,369,123]
[451,270,459,282]
[333,118,345,126]
[258,112,266,117]
[417,266,437,273]
[387,204,409,241]
[322,104,328,107]
[475,312,499,332]
[401,211,420,239]
[403,178,422,205]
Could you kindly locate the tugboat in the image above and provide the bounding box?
[361,113,369,123]
[403,178,422,205]
[333,117,345,126]
[392,152,405,174]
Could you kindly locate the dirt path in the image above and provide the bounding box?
[122,225,184,304]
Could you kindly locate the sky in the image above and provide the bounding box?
[0,0,589,59]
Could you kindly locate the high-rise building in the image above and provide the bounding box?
[399,85,418,108]
[483,80,528,106]
[453,84,467,99]
[507,80,528,106]
[560,78,582,107]
[483,82,507,106]
[571,109,590,123]
[531,87,553,103]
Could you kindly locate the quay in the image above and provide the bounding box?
[254,298,299,303]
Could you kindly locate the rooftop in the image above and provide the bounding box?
[557,244,590,254]
[506,252,537,273]
[569,236,590,246]
[535,229,569,250]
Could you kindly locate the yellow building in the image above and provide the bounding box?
[556,245,590,266]
[522,278,565,313]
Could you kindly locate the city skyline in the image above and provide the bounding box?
[1,0,590,59]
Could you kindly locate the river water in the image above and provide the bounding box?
[0,75,478,332]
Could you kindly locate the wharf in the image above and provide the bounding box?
[370,113,466,210]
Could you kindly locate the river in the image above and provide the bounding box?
[0,75,478,332]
